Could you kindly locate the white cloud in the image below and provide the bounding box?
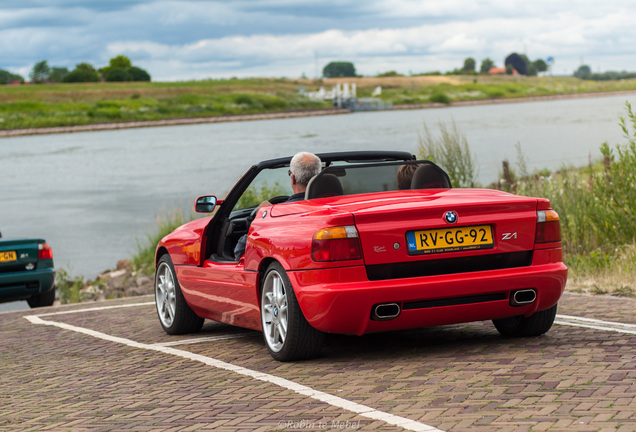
[2,0,636,80]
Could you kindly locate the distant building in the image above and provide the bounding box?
[301,83,391,111]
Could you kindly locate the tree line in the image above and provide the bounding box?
[457,53,548,76]
[0,55,150,84]
[573,65,636,81]
[323,56,636,82]
[321,53,549,79]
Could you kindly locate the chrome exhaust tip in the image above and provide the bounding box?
[372,303,401,321]
[510,289,537,306]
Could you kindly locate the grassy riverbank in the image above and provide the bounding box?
[330,74,636,105]
[2,75,636,133]
[0,78,331,131]
[416,103,636,297]
[489,144,636,297]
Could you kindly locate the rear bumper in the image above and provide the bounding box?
[289,250,567,335]
[0,267,56,303]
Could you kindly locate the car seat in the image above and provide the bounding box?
[305,173,344,199]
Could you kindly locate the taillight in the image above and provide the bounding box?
[535,210,561,244]
[312,226,362,262]
[38,243,53,260]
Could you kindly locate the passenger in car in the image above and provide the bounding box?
[397,163,421,189]
[233,152,322,259]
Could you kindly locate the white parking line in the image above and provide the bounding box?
[152,333,255,346]
[555,314,636,335]
[24,309,442,432]
[34,302,155,317]
[22,302,636,432]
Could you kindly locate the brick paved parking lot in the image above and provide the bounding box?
[1,292,635,431]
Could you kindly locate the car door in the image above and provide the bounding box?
[178,166,292,330]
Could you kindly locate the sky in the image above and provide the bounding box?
[2,0,636,82]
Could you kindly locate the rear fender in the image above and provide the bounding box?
[244,206,358,272]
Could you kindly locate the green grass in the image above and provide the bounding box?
[511,104,636,260]
[373,76,636,105]
[3,76,636,131]
[493,103,636,294]
[0,78,331,130]
[0,91,328,129]
[418,119,478,187]
[133,208,197,275]
[419,103,636,294]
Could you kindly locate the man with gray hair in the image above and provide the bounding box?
[286,151,322,201]
[234,152,321,259]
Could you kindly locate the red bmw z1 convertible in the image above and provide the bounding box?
[154,151,567,361]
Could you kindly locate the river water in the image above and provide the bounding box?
[2,93,635,289]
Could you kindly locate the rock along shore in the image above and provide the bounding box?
[72,259,154,304]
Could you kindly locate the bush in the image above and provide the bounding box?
[88,107,121,118]
[55,268,85,304]
[418,119,478,187]
[429,91,451,104]
[64,63,100,83]
[323,61,356,78]
[255,94,286,109]
[0,69,23,84]
[128,66,151,82]
[509,102,636,268]
[133,208,194,274]
[485,89,505,98]
[105,67,131,82]
[589,103,636,248]
[233,94,253,106]
[377,71,403,77]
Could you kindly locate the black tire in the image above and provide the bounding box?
[493,304,558,337]
[27,287,56,308]
[260,262,324,361]
[155,254,204,335]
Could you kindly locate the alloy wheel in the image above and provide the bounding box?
[156,262,176,328]
[261,269,289,353]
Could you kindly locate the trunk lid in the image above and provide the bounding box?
[326,189,539,266]
[0,239,43,273]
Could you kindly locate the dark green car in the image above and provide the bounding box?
[0,232,56,308]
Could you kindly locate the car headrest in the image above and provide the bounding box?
[305,173,344,199]
[410,163,452,189]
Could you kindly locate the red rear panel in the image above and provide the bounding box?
[351,189,538,266]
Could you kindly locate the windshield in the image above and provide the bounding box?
[233,166,293,211]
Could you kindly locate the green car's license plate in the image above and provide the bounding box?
[0,251,17,262]
[407,225,494,254]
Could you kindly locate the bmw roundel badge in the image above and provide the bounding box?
[444,210,458,224]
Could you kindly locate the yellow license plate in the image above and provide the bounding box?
[407,225,494,254]
[0,251,17,262]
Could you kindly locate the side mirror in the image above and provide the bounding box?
[195,195,219,213]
